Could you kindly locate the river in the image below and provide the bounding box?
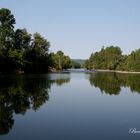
[0,71,140,140]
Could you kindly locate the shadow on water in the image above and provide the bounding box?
[89,72,140,95]
[0,73,70,135]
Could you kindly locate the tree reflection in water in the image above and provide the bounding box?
[0,74,70,135]
[50,73,70,86]
[89,72,140,95]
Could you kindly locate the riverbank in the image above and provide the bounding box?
[96,69,140,74]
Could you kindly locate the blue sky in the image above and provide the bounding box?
[1,0,140,59]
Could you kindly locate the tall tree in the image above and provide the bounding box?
[13,28,31,50]
[0,8,15,51]
[7,28,32,70]
[24,32,51,73]
[0,8,16,72]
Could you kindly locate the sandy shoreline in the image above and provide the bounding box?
[96,69,140,74]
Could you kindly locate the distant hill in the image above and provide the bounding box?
[71,59,86,66]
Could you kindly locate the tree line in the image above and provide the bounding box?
[85,46,140,72]
[1,8,140,73]
[0,8,72,74]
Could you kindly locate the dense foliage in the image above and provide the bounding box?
[1,8,140,73]
[126,49,140,71]
[85,46,140,72]
[0,8,71,73]
[51,51,71,70]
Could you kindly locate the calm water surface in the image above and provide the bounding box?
[0,72,140,140]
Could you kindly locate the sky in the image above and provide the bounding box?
[1,0,140,59]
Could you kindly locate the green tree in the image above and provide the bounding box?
[13,28,31,50]
[24,32,51,73]
[116,55,127,71]
[85,46,123,70]
[10,29,32,71]
[0,8,16,73]
[51,51,71,70]
[0,8,72,73]
[126,49,140,71]
[0,8,15,51]
[32,32,50,54]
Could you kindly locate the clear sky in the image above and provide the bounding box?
[1,0,140,59]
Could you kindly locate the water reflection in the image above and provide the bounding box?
[89,72,140,95]
[49,73,70,86]
[1,72,140,138]
[0,74,70,135]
